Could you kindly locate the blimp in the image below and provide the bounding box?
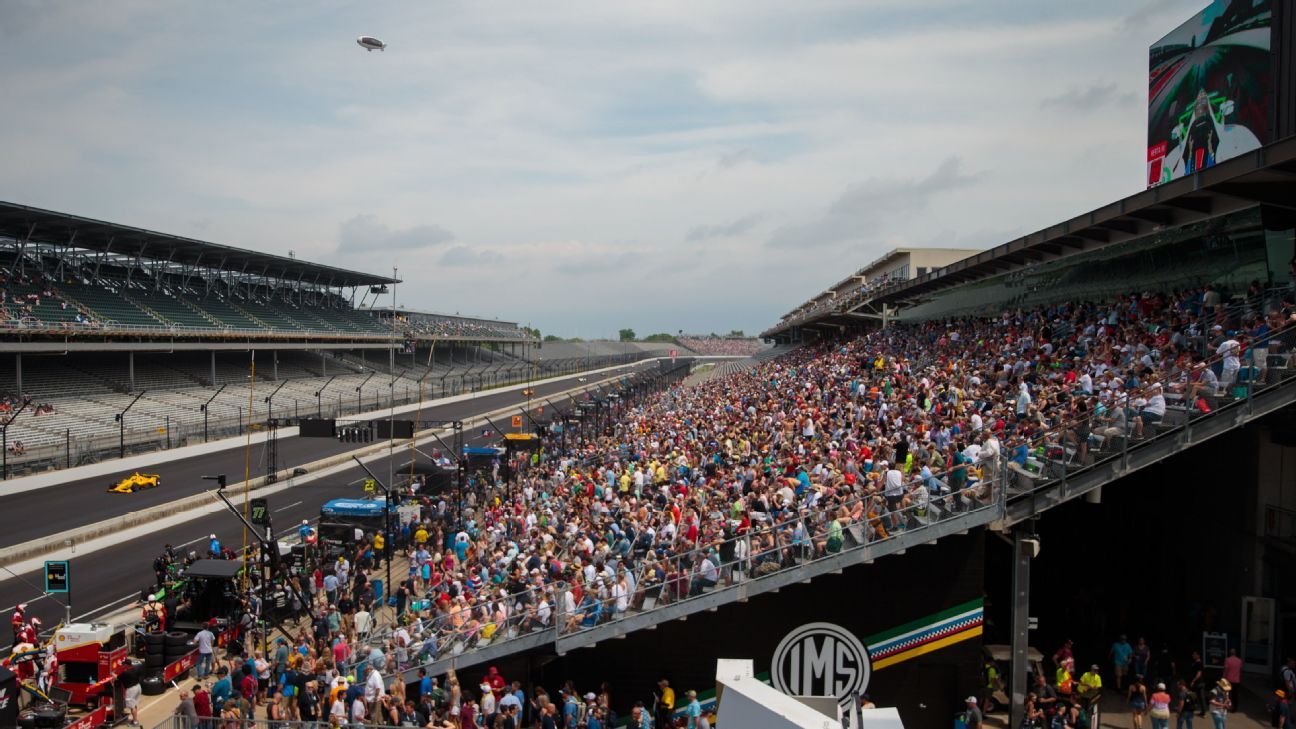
[357,36,387,52]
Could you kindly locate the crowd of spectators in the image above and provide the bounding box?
[393,315,529,340]
[0,272,96,328]
[677,336,765,357]
[170,281,1295,727]
[370,284,1294,672]
[1,391,55,420]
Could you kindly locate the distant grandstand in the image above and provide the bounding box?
[366,306,528,340]
[0,202,397,342]
[677,335,768,357]
[0,201,664,477]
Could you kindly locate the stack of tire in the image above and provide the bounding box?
[140,631,193,695]
[15,702,66,728]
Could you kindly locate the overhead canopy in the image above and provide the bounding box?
[182,559,244,580]
[866,136,1296,307]
[0,201,397,288]
[765,135,1296,336]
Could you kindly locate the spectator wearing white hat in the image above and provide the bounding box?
[963,696,983,729]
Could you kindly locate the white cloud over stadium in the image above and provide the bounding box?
[0,0,1209,336]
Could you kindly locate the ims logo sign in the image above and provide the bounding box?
[770,622,871,705]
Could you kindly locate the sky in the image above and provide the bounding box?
[0,0,1210,338]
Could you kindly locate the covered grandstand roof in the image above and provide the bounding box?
[866,137,1296,307]
[0,201,397,288]
[765,135,1296,336]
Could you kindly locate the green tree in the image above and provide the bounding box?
[728,329,745,337]
[642,332,679,344]
[618,328,636,342]
[543,334,563,342]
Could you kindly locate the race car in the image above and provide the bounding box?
[107,472,160,494]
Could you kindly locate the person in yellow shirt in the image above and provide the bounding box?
[656,679,675,728]
[1079,664,1103,695]
[1057,658,1075,695]
[414,526,428,545]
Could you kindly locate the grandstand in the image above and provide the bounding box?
[677,335,768,357]
[368,306,528,340]
[0,202,671,476]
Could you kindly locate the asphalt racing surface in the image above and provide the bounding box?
[0,367,637,547]
[0,365,640,651]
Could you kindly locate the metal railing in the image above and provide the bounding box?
[0,317,394,341]
[152,716,421,729]
[0,358,625,478]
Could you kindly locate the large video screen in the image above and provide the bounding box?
[1147,0,1273,187]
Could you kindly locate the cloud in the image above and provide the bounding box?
[768,156,979,249]
[1040,82,1138,112]
[552,250,646,275]
[686,213,764,242]
[439,245,503,266]
[716,148,756,169]
[1121,0,1185,32]
[0,2,1170,337]
[337,214,454,252]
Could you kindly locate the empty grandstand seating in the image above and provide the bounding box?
[59,278,163,327]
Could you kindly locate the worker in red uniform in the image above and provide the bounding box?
[18,616,40,646]
[38,644,58,694]
[11,602,26,642]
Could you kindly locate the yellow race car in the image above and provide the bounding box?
[108,472,161,494]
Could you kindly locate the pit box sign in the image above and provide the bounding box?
[363,479,377,494]
[250,497,271,527]
[1203,631,1228,670]
[44,560,70,594]
[511,415,524,429]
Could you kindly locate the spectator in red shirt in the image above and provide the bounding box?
[192,682,212,723]
[239,665,258,704]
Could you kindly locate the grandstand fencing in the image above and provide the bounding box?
[0,349,665,478]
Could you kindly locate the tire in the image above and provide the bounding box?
[32,704,66,729]
[16,712,37,729]
[141,675,166,696]
[145,631,165,647]
[144,654,165,670]
[164,648,192,664]
[146,642,165,656]
[164,631,190,647]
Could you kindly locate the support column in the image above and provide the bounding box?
[129,351,136,392]
[321,351,327,376]
[273,351,279,381]
[1010,527,1037,729]
[210,351,217,386]
[15,354,23,400]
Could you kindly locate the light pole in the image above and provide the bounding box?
[314,376,336,417]
[352,456,394,619]
[115,391,146,459]
[200,384,227,443]
[1,398,31,479]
